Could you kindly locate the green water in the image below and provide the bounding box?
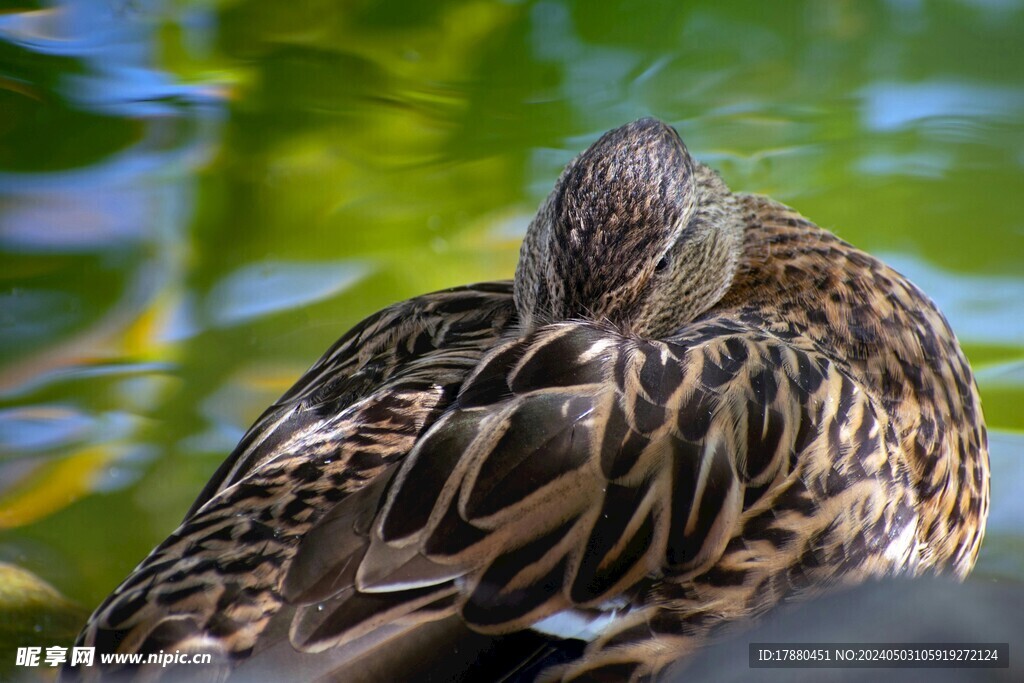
[1,0,1022,674]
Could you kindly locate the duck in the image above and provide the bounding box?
[66,118,989,682]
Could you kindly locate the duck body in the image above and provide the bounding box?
[69,120,988,682]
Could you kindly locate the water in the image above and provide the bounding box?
[1,0,1022,675]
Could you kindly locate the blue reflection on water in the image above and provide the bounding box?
[0,0,223,230]
[206,261,373,327]
[0,0,223,393]
[980,429,1024,578]
[0,406,94,455]
[986,431,1024,538]
[0,1,225,522]
[860,81,1024,132]
[856,151,953,178]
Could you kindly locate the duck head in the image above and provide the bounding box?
[514,118,745,337]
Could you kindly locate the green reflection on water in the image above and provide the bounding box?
[1,0,1022,671]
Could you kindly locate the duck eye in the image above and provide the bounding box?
[655,255,670,273]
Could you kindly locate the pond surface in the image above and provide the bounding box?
[1,0,1022,678]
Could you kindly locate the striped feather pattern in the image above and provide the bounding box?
[67,120,988,683]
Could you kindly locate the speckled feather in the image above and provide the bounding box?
[68,119,988,683]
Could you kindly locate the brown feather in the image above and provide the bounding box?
[67,120,987,683]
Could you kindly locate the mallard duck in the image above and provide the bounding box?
[67,118,989,682]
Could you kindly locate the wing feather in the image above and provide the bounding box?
[74,282,910,682]
[285,317,864,657]
[187,284,517,516]
[72,285,517,680]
